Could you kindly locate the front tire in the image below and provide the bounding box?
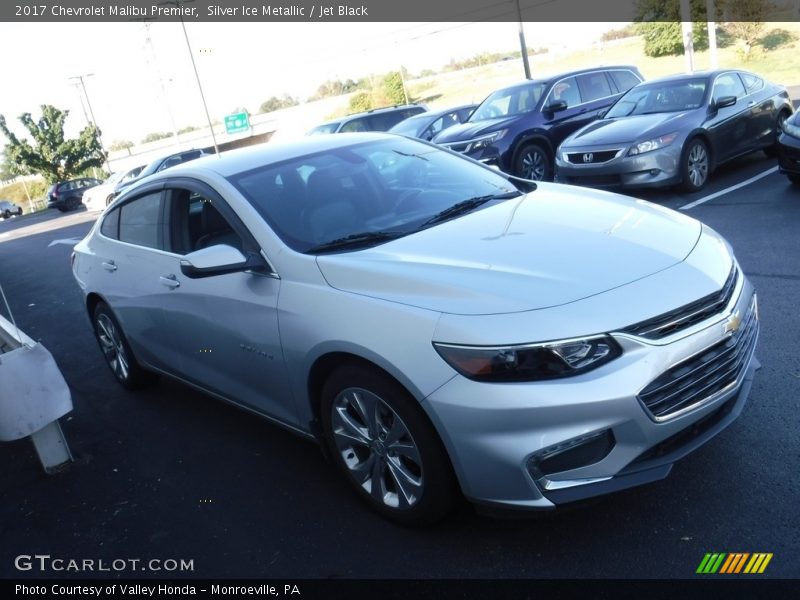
[680,138,710,192]
[320,364,456,526]
[2,210,9,219]
[92,302,156,390]
[514,143,553,182]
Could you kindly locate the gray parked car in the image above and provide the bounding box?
[388,104,477,141]
[72,133,759,524]
[556,69,793,191]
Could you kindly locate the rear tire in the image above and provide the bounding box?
[764,111,789,158]
[320,364,457,526]
[92,302,156,390]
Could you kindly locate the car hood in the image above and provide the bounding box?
[433,116,521,143]
[316,184,702,315]
[563,111,699,147]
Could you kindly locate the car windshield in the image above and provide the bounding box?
[228,138,525,253]
[308,122,341,135]
[470,82,546,121]
[606,79,708,118]
[388,115,428,136]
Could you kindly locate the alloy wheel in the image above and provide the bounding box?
[96,313,130,381]
[687,143,709,188]
[330,387,424,510]
[521,149,546,180]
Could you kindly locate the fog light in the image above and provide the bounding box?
[528,429,615,478]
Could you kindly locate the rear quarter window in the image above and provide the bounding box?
[609,70,643,94]
[100,208,120,239]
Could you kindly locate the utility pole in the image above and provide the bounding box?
[158,0,219,155]
[68,73,111,172]
[679,0,695,73]
[707,0,718,69]
[514,0,531,79]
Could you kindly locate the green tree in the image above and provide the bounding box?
[109,140,134,152]
[348,92,373,113]
[724,0,774,58]
[0,105,105,184]
[141,131,174,144]
[634,0,711,57]
[380,72,407,105]
[178,125,198,134]
[259,94,300,113]
[1,147,19,182]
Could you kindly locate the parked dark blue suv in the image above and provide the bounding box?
[433,66,644,181]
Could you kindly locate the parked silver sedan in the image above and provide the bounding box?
[72,133,759,524]
[556,70,792,191]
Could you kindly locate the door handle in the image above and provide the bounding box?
[159,274,180,289]
[747,101,756,107]
[101,261,117,272]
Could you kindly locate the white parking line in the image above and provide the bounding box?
[680,166,779,210]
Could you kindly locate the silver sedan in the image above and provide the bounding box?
[72,133,759,524]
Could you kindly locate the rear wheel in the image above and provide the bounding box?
[680,138,710,192]
[764,111,789,158]
[514,143,553,181]
[320,364,456,526]
[92,303,156,390]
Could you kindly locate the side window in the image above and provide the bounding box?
[166,188,244,254]
[340,118,368,133]
[100,208,120,239]
[713,73,747,101]
[740,72,763,94]
[158,156,182,172]
[118,192,163,249]
[576,72,613,103]
[546,77,581,108]
[609,70,642,94]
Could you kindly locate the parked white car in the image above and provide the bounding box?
[71,133,759,524]
[82,165,144,212]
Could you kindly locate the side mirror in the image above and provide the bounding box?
[714,95,737,110]
[180,244,261,279]
[545,100,568,114]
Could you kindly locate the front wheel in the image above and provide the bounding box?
[680,138,710,192]
[2,210,9,219]
[514,143,553,182]
[92,303,156,390]
[320,364,456,525]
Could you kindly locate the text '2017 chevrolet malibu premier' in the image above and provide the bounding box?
[72,133,759,525]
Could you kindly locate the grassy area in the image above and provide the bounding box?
[0,179,48,214]
[408,22,800,110]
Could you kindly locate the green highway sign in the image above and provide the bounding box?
[224,112,250,134]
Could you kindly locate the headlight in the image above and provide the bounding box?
[628,132,678,156]
[433,335,622,382]
[467,129,508,152]
[782,119,800,139]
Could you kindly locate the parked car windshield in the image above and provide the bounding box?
[470,82,546,121]
[606,79,708,118]
[228,138,524,253]
[308,122,342,135]
[388,115,428,136]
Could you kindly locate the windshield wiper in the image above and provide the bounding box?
[420,191,522,228]
[306,230,405,254]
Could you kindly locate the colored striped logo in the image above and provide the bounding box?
[696,553,773,574]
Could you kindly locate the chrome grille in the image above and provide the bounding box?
[622,267,738,340]
[638,297,758,421]
[566,149,621,164]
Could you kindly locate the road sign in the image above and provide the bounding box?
[224,112,250,134]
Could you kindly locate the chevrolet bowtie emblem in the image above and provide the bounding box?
[724,311,742,335]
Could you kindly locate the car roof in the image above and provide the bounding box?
[315,104,425,127]
[493,65,642,92]
[148,133,406,179]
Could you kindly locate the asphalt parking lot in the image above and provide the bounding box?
[1,153,798,581]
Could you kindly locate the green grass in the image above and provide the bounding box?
[408,23,800,110]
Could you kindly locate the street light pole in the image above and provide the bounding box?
[158,0,219,155]
[515,0,531,79]
[69,73,111,172]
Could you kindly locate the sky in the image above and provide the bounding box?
[0,21,621,151]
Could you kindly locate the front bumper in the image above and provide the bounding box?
[777,132,800,176]
[422,271,758,511]
[555,144,683,190]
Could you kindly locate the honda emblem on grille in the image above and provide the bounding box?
[724,311,742,336]
[582,153,594,163]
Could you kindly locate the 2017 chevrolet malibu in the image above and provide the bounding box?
[72,133,759,524]
[556,70,792,191]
